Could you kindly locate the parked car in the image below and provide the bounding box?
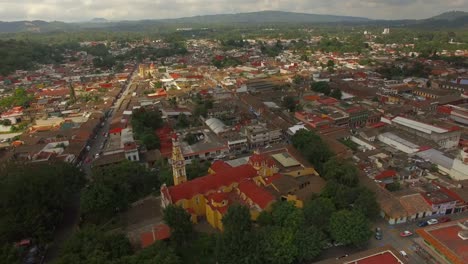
[400,230,413,237]
[417,221,428,227]
[336,254,349,260]
[427,219,439,225]
[439,216,451,223]
[400,250,408,258]
[375,227,383,240]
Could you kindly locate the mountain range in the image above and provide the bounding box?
[0,10,467,33]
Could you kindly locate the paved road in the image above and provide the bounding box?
[43,69,138,263]
[315,211,468,263]
[82,70,138,177]
[370,211,468,263]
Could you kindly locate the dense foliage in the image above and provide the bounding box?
[55,226,132,264]
[0,88,34,109]
[291,129,333,173]
[0,162,84,244]
[0,40,65,76]
[81,161,159,223]
[131,108,163,150]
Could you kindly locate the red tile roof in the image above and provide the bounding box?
[170,73,181,79]
[351,251,403,264]
[249,153,276,167]
[318,97,339,105]
[168,164,257,203]
[417,219,468,264]
[210,160,232,173]
[375,170,397,180]
[264,173,282,185]
[140,224,171,248]
[238,180,275,209]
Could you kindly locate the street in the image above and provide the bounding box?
[82,70,138,177]
[370,211,468,263]
[43,69,138,263]
[315,211,468,263]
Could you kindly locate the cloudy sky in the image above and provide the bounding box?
[0,0,467,22]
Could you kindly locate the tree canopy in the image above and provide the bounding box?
[55,226,132,264]
[311,81,331,96]
[163,205,193,246]
[81,161,158,223]
[291,129,333,173]
[131,107,163,150]
[329,210,372,247]
[0,88,34,109]
[0,161,84,244]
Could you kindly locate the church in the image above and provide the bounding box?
[160,136,325,230]
[138,63,156,79]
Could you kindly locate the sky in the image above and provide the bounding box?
[0,0,467,22]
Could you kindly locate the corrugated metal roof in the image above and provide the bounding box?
[392,116,448,134]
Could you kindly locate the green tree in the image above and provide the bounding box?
[55,226,132,264]
[385,181,401,192]
[322,158,359,187]
[258,226,297,264]
[120,241,181,264]
[353,188,380,220]
[271,201,304,232]
[256,211,273,226]
[82,161,158,223]
[80,184,125,222]
[330,88,342,100]
[176,113,190,129]
[0,162,84,244]
[0,88,34,109]
[185,159,210,180]
[219,205,259,264]
[295,226,326,262]
[303,197,336,229]
[293,75,302,85]
[163,205,193,246]
[282,96,297,112]
[0,244,20,264]
[329,210,372,247]
[310,81,331,96]
[292,129,334,173]
[141,132,160,150]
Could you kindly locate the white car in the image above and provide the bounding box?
[427,219,438,225]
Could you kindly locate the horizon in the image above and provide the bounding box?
[0,0,467,22]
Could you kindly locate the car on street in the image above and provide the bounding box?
[375,227,383,240]
[427,219,438,225]
[94,153,100,158]
[417,220,428,227]
[400,250,408,258]
[400,230,413,237]
[336,254,349,260]
[439,216,451,223]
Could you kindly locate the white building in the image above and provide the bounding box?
[378,132,420,154]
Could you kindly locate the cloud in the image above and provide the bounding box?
[0,0,466,21]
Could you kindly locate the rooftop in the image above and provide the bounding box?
[417,218,468,264]
[392,116,448,134]
[315,245,407,264]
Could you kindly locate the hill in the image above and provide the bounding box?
[0,11,369,33]
[428,11,468,21]
[0,10,467,34]
[159,10,370,24]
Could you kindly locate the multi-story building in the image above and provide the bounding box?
[242,123,282,148]
[389,116,461,149]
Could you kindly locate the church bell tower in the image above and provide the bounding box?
[172,135,187,186]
